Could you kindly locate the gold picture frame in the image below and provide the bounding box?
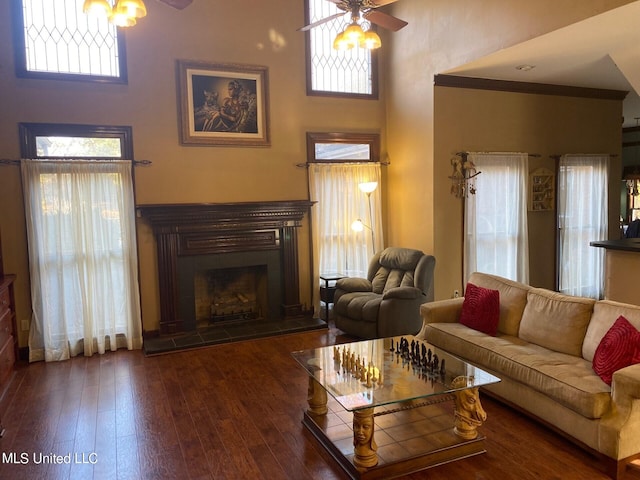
[177,60,270,146]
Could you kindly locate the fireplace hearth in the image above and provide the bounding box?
[139,201,316,337]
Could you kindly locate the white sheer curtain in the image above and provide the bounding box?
[22,159,143,362]
[464,153,529,284]
[558,154,609,298]
[309,162,383,316]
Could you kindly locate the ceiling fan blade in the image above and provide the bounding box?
[298,12,345,32]
[364,10,408,31]
[157,0,193,9]
[370,0,401,6]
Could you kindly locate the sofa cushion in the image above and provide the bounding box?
[423,322,612,419]
[593,316,640,385]
[334,292,382,323]
[467,272,531,337]
[371,248,423,293]
[460,282,500,336]
[583,300,640,362]
[519,288,595,357]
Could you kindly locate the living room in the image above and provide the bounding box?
[1,0,640,478]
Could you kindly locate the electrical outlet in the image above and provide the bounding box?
[453,290,460,298]
[21,319,29,331]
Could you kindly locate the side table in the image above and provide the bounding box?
[319,273,346,322]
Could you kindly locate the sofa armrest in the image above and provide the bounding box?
[382,286,423,300]
[612,364,640,406]
[419,297,464,325]
[335,277,372,293]
[599,364,640,459]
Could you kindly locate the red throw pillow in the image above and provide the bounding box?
[459,282,500,336]
[593,316,640,386]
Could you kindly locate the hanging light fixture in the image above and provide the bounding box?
[333,8,381,51]
[359,30,381,49]
[117,0,147,18]
[83,0,146,27]
[83,0,112,16]
[333,31,354,51]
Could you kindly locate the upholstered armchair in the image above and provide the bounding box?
[333,247,435,339]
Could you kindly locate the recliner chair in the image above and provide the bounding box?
[333,247,435,339]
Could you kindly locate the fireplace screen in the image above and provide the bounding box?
[194,265,268,325]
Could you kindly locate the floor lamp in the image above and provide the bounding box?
[352,181,378,256]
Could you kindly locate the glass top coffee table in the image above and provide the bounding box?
[291,335,500,479]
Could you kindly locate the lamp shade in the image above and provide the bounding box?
[343,22,365,46]
[117,0,147,18]
[358,181,378,194]
[359,30,381,49]
[351,219,365,232]
[83,0,112,16]
[110,3,137,26]
[333,31,354,50]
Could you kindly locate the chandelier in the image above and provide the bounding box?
[83,0,147,27]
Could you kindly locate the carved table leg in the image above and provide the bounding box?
[353,407,378,469]
[307,376,328,416]
[452,376,487,440]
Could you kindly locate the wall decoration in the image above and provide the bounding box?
[177,60,269,146]
[529,167,555,211]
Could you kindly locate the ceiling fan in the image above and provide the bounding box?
[299,0,408,35]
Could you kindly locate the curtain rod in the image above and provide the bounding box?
[456,151,541,157]
[549,153,618,160]
[0,158,152,166]
[296,160,390,167]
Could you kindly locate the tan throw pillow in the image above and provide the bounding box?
[519,288,595,356]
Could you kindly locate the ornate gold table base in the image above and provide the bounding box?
[303,375,489,479]
[452,376,488,440]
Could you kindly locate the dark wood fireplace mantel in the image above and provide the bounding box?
[138,201,314,335]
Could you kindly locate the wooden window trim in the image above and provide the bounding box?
[306,132,380,163]
[12,0,128,84]
[19,123,134,159]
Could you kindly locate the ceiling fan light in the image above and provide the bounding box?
[333,31,354,50]
[344,23,365,44]
[116,0,147,19]
[83,0,112,16]
[359,30,381,49]
[110,3,137,26]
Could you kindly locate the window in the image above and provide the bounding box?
[557,154,609,298]
[20,123,142,362]
[307,132,382,316]
[464,153,530,283]
[13,0,127,82]
[304,0,378,98]
[20,123,133,158]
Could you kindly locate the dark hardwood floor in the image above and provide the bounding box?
[1,325,639,480]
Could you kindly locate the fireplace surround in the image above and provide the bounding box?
[138,201,314,336]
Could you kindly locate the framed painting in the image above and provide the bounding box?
[177,60,270,146]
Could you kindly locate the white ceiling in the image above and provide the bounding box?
[442,1,640,127]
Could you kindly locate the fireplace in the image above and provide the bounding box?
[178,250,281,330]
[196,265,267,324]
[139,201,313,335]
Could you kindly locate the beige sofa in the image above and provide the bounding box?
[418,272,640,479]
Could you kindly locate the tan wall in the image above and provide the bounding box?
[434,86,622,294]
[0,0,633,348]
[0,0,386,346]
[386,0,633,300]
